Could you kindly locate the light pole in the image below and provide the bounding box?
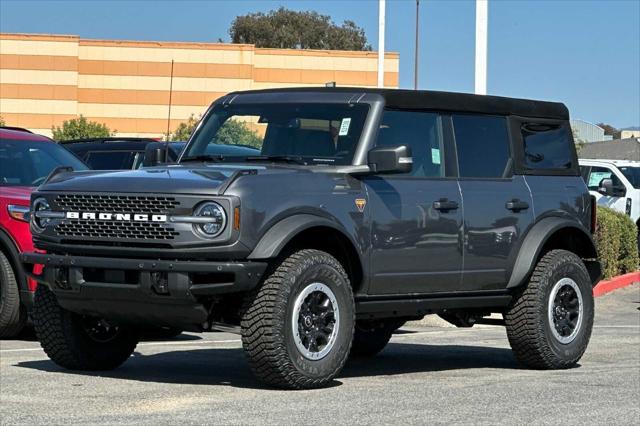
[414,0,420,90]
[377,0,386,88]
[475,0,488,95]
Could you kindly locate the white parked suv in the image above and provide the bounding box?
[579,159,640,227]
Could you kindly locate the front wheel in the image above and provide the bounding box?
[241,249,355,389]
[33,285,139,371]
[505,249,594,369]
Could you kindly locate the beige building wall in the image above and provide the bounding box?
[620,130,640,139]
[0,33,400,138]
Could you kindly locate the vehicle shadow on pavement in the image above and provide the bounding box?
[342,342,521,377]
[16,342,523,389]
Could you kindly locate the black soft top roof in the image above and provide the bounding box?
[228,87,569,120]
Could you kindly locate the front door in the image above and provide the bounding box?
[366,109,464,295]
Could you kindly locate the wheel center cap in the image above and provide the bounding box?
[303,316,313,328]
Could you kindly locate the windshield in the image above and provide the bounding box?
[0,138,88,186]
[619,166,640,189]
[182,103,369,165]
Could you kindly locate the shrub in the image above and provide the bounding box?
[52,115,113,140]
[594,206,639,279]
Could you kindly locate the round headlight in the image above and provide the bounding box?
[194,201,226,238]
[31,197,51,233]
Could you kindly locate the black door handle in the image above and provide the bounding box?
[506,199,529,212]
[433,199,459,212]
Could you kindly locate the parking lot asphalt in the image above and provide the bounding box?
[1,284,638,425]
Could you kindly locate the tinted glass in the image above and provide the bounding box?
[453,115,511,178]
[0,139,88,186]
[521,123,573,170]
[376,110,444,177]
[619,166,640,189]
[184,103,369,165]
[85,151,135,169]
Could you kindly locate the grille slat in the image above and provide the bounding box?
[56,220,179,240]
[55,194,180,213]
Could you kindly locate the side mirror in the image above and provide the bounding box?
[598,178,625,197]
[367,145,412,174]
[143,143,168,167]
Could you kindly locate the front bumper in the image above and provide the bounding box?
[20,252,267,329]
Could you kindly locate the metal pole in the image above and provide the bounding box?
[377,0,386,88]
[414,0,420,90]
[475,0,488,95]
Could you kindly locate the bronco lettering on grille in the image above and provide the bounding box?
[65,212,167,222]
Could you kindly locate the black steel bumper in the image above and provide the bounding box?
[20,252,268,330]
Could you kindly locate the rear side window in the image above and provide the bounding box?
[85,151,135,170]
[521,123,573,170]
[453,115,511,178]
[376,110,444,177]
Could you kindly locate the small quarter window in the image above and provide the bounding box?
[453,115,511,178]
[521,123,573,170]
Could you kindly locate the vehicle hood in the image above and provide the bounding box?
[0,186,33,204]
[36,164,318,195]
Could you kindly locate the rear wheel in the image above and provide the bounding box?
[0,251,26,338]
[505,249,594,369]
[241,249,355,389]
[33,285,138,370]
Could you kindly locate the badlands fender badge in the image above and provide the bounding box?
[355,199,366,213]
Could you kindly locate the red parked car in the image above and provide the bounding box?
[0,128,88,337]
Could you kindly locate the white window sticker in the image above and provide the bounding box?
[431,148,441,165]
[589,171,612,188]
[339,118,351,136]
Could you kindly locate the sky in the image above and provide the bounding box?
[1,0,639,128]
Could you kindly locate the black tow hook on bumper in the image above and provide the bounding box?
[20,252,268,297]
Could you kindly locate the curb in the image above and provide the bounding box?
[593,271,640,297]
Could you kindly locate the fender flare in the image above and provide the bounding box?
[507,217,598,288]
[0,228,28,292]
[248,214,349,260]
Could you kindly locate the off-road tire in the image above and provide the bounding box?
[241,249,355,389]
[349,320,399,358]
[0,251,26,338]
[33,285,138,370]
[505,249,594,369]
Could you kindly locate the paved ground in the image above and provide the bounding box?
[1,285,638,425]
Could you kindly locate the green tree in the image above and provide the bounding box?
[169,115,261,149]
[572,125,587,152]
[0,116,5,127]
[52,115,113,140]
[168,114,200,141]
[215,119,262,148]
[229,7,371,51]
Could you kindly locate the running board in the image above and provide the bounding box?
[355,294,512,320]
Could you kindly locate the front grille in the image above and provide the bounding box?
[55,194,180,214]
[55,220,179,240]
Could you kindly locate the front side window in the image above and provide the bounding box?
[376,110,444,177]
[521,123,573,170]
[183,103,369,165]
[587,166,622,191]
[453,115,511,178]
[0,139,88,186]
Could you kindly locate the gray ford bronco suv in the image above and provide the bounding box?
[22,88,601,389]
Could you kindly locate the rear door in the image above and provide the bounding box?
[365,109,464,295]
[453,114,534,291]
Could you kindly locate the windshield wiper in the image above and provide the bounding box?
[179,154,225,163]
[244,155,306,165]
